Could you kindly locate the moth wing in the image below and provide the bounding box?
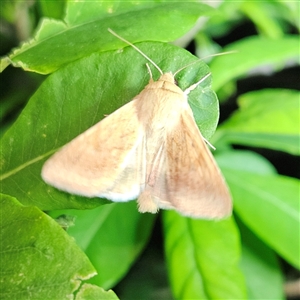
[161,109,232,219]
[137,143,173,214]
[42,99,146,201]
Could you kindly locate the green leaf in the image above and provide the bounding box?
[75,284,119,300]
[238,219,284,299]
[37,0,66,20]
[113,243,173,299]
[215,149,277,175]
[217,151,300,268]
[240,1,284,38]
[0,43,217,211]
[215,89,300,155]
[0,194,96,299]
[49,202,156,289]
[210,35,299,92]
[2,2,213,73]
[163,212,247,299]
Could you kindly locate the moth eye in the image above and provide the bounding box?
[174,78,179,86]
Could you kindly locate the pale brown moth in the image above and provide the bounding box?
[41,29,232,219]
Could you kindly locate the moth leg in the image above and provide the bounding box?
[146,63,153,79]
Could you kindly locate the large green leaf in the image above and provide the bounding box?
[0,194,96,299]
[163,212,247,299]
[240,1,285,38]
[49,202,156,289]
[217,151,300,268]
[238,219,284,299]
[1,2,213,73]
[112,241,173,299]
[38,0,66,19]
[75,284,119,300]
[215,89,300,155]
[210,35,299,92]
[0,43,218,211]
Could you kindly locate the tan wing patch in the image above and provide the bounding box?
[42,100,146,201]
[137,142,175,213]
[161,109,232,219]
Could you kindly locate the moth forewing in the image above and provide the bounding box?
[166,109,231,218]
[41,100,146,201]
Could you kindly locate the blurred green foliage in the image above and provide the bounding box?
[0,1,299,299]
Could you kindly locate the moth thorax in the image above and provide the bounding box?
[158,73,175,83]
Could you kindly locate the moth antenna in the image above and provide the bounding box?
[108,28,163,76]
[174,51,237,77]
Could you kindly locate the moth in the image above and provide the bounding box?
[41,29,232,219]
